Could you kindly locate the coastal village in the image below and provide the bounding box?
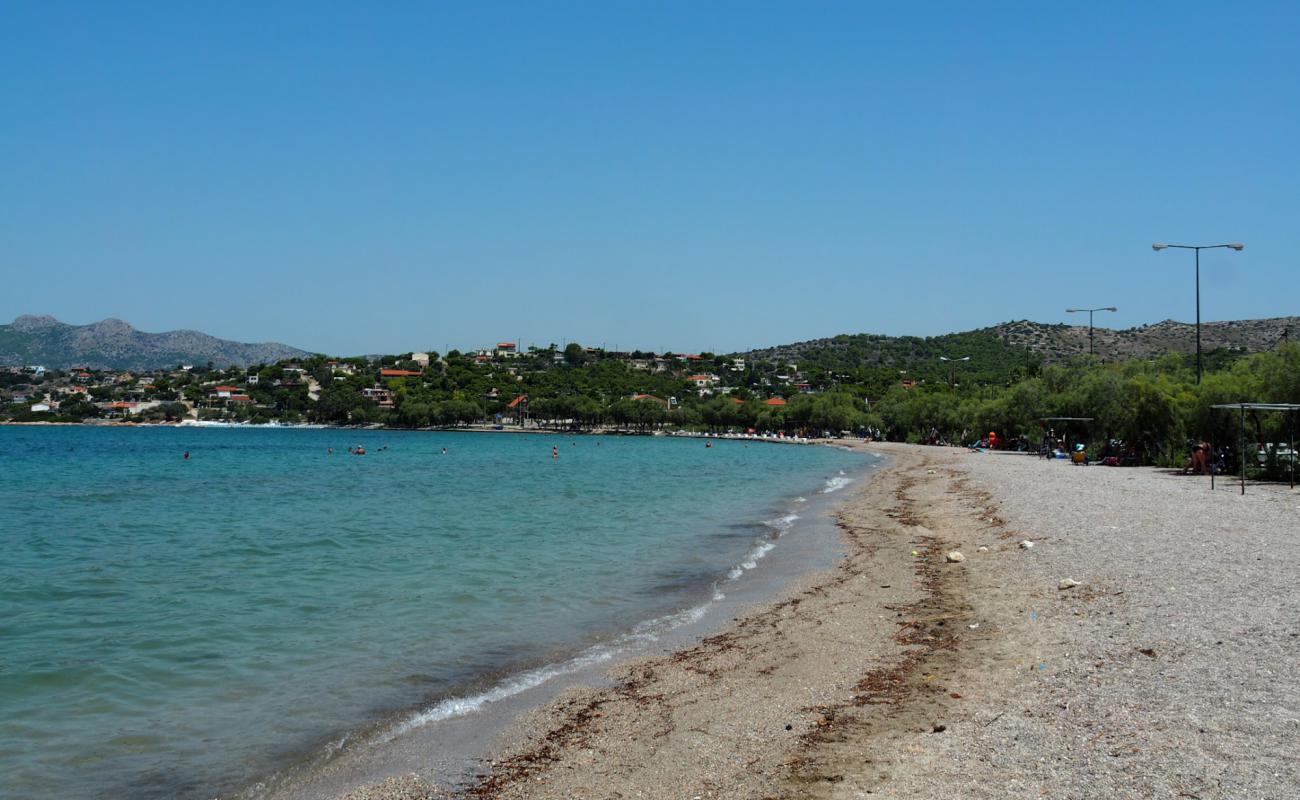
[0,342,850,431]
[5,330,1298,470]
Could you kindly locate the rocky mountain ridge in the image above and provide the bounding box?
[739,316,1300,368]
[0,315,311,370]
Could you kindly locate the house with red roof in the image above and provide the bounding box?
[630,393,670,410]
[380,369,422,378]
[764,397,788,407]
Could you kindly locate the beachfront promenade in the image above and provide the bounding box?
[334,443,1299,800]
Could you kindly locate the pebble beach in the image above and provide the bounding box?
[332,441,1300,800]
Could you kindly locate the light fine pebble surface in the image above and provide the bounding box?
[329,443,1300,800]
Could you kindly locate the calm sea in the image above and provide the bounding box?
[0,426,866,799]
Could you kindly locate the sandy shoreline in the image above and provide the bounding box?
[316,441,1299,800]
[242,440,875,800]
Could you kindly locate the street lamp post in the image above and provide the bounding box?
[938,355,970,388]
[1065,306,1118,356]
[1152,242,1244,383]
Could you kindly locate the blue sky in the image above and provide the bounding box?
[2,2,1297,355]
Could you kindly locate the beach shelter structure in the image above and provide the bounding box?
[1208,403,1300,494]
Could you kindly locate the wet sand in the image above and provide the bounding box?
[335,442,1300,799]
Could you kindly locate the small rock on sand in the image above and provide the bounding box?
[977,546,989,553]
[946,551,965,563]
[1058,578,1081,590]
[341,774,444,800]
[1019,540,1034,549]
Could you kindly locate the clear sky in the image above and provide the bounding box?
[2,2,1297,356]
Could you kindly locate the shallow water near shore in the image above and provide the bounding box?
[0,427,867,799]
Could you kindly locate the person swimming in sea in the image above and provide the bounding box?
[183,451,190,460]
[552,445,559,460]
[441,447,448,455]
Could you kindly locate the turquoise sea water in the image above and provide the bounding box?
[0,426,865,799]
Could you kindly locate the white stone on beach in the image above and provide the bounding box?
[946,551,965,563]
[1059,578,1081,590]
[977,546,989,553]
[1020,540,1034,549]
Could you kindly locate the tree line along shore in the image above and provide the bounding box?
[3,340,1297,473]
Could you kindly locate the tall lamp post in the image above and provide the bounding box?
[1065,306,1118,356]
[938,355,970,388]
[1152,242,1244,383]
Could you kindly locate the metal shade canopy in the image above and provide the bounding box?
[1207,403,1300,494]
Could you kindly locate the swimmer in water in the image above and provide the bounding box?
[552,445,559,460]
[327,447,333,455]
[441,447,448,455]
[183,451,190,460]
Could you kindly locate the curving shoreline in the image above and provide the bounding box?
[245,447,878,800]
[331,441,1300,799]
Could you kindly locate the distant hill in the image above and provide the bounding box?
[0,315,311,370]
[986,317,1299,363]
[737,316,1300,382]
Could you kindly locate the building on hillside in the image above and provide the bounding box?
[495,342,519,358]
[630,393,671,410]
[380,369,422,379]
[362,387,395,407]
[210,385,242,399]
[764,397,788,407]
[100,400,162,417]
[687,374,719,396]
[410,352,430,367]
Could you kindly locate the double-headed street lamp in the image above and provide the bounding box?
[1065,306,1117,356]
[938,355,970,388]
[1152,242,1244,383]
